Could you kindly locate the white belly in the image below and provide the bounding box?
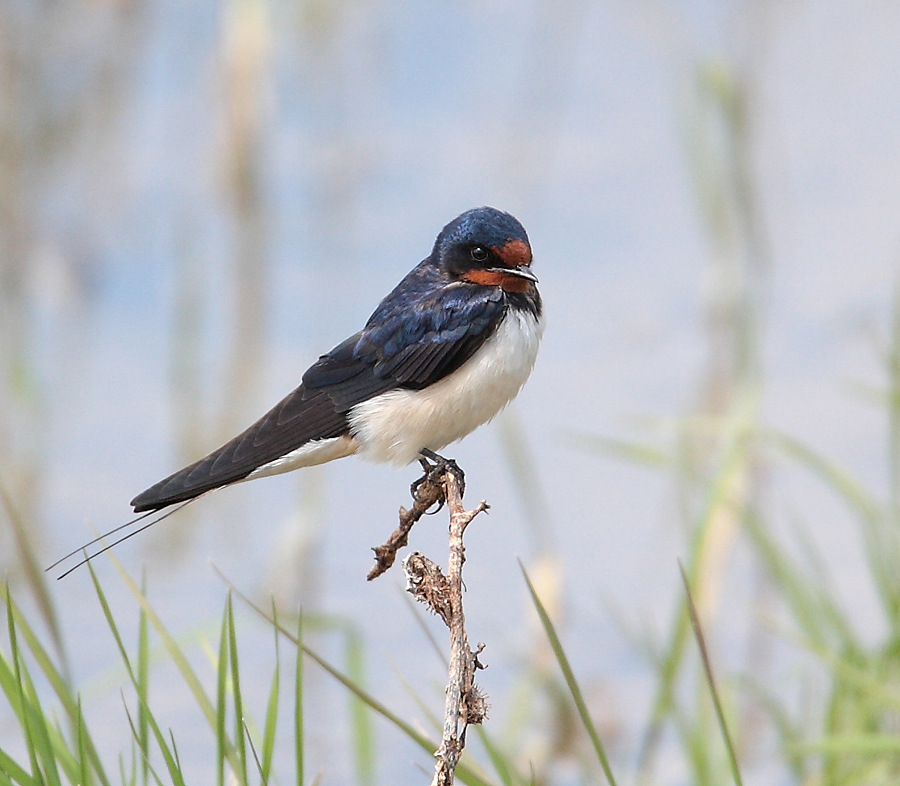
[348,308,544,466]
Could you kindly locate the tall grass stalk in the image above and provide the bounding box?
[519,560,619,786]
[679,562,744,786]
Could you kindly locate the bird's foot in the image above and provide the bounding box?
[411,448,466,509]
[411,456,447,513]
[409,458,438,509]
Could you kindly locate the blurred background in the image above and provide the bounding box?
[2,0,900,784]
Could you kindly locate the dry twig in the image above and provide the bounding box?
[401,469,490,785]
[367,471,445,581]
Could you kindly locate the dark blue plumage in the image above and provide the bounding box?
[434,208,531,262]
[353,262,506,389]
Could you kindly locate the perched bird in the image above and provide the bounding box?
[52,206,542,575]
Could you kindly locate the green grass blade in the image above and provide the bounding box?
[791,734,900,755]
[519,560,619,786]
[216,596,229,786]
[743,511,856,650]
[0,746,37,786]
[788,629,900,711]
[19,655,63,786]
[243,720,266,784]
[261,601,280,782]
[393,665,442,736]
[121,692,183,786]
[117,747,128,786]
[0,646,36,778]
[295,629,431,755]
[345,627,374,786]
[473,727,516,786]
[137,574,150,786]
[679,562,744,786]
[7,592,54,786]
[226,595,248,786]
[168,731,183,778]
[76,696,90,786]
[295,611,304,786]
[763,429,879,524]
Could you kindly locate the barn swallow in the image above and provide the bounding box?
[52,206,542,575]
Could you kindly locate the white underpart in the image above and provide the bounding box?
[349,308,544,466]
[245,434,358,481]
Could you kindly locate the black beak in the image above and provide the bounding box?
[489,265,538,283]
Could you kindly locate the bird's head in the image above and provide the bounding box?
[434,207,537,293]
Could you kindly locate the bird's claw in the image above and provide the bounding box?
[412,449,466,503]
[435,457,466,497]
[410,458,444,513]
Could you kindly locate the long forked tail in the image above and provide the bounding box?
[47,493,211,580]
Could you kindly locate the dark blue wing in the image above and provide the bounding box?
[348,261,506,390]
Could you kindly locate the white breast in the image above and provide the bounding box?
[348,308,544,466]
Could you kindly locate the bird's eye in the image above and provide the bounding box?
[470,246,488,262]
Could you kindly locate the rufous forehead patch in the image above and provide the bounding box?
[492,239,532,269]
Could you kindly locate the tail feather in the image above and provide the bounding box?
[130,386,352,511]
